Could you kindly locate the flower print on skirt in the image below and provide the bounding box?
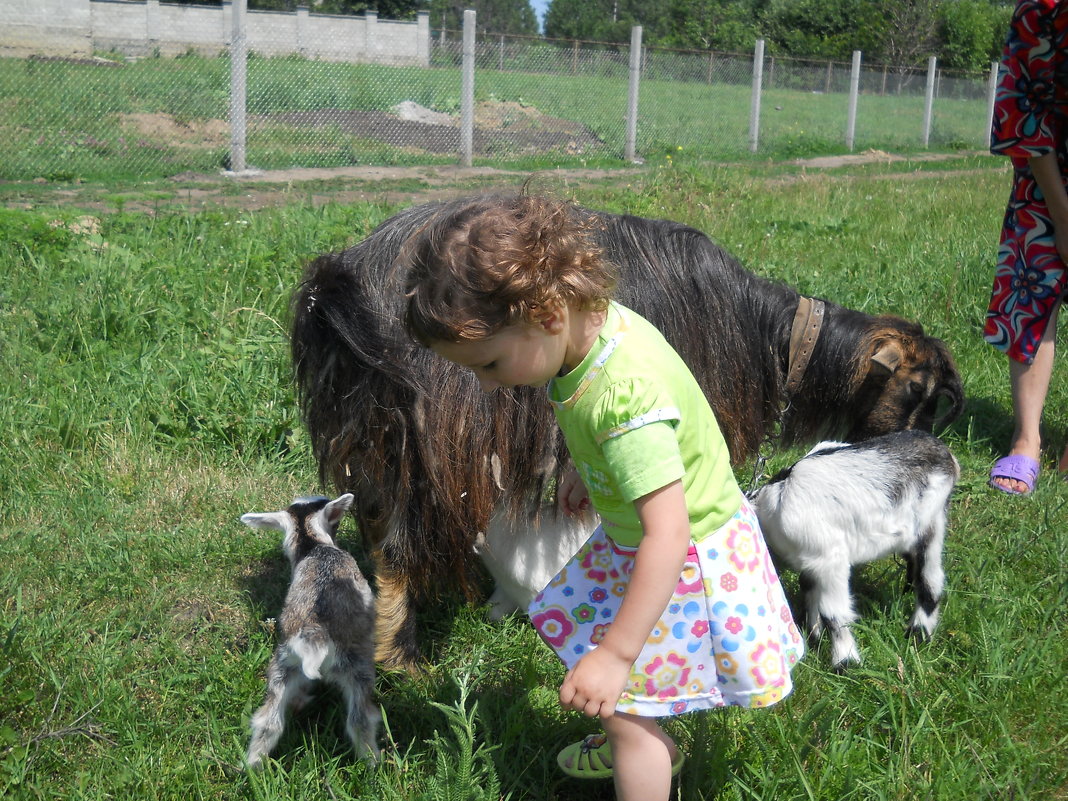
[528,496,804,718]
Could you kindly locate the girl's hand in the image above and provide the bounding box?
[559,480,690,718]
[1054,221,1068,267]
[558,467,591,518]
[559,645,632,719]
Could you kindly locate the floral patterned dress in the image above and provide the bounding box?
[528,499,804,717]
[527,304,804,718]
[984,0,1068,364]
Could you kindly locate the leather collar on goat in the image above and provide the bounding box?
[786,296,825,395]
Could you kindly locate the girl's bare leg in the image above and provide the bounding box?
[994,303,1059,493]
[600,712,679,801]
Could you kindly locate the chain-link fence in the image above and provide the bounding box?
[0,11,995,183]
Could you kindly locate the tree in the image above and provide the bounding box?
[758,0,883,60]
[662,0,761,52]
[937,0,1013,73]
[429,0,539,35]
[872,0,941,69]
[544,0,673,43]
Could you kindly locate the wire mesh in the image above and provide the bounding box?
[0,20,996,183]
[454,33,632,161]
[0,53,231,181]
[244,52,463,169]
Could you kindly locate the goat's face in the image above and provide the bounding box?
[847,322,964,441]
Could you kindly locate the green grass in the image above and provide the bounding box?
[1,160,1066,800]
[0,52,994,182]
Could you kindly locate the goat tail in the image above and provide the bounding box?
[289,635,331,681]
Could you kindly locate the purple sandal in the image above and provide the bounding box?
[989,454,1040,496]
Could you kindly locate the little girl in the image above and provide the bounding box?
[403,194,803,801]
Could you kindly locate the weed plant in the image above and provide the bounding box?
[0,161,1065,800]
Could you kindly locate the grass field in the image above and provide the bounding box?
[1,156,1066,800]
[0,52,991,182]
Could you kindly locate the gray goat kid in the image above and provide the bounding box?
[748,430,958,670]
[240,493,380,768]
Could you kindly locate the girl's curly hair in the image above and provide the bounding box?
[403,194,616,344]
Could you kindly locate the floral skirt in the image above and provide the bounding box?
[527,497,804,718]
[984,167,1068,364]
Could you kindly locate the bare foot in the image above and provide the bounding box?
[990,448,1041,495]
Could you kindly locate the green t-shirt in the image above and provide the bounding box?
[548,303,740,546]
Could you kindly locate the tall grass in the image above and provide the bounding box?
[1,159,1065,800]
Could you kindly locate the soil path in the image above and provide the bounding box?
[4,150,998,214]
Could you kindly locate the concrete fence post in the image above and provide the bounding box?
[846,50,861,151]
[749,39,764,153]
[922,55,937,147]
[365,10,377,61]
[296,6,309,58]
[460,9,475,167]
[417,11,430,66]
[986,60,999,145]
[228,0,248,173]
[625,25,642,163]
[146,0,160,51]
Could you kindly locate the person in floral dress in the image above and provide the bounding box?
[403,194,803,801]
[985,0,1068,494]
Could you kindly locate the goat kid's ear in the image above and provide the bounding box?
[870,340,903,375]
[322,493,355,528]
[240,511,290,532]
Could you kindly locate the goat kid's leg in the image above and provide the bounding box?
[906,529,945,641]
[798,570,823,640]
[805,562,861,670]
[336,669,382,763]
[246,656,311,769]
[487,587,521,622]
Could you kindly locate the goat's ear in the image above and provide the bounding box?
[870,340,903,375]
[323,493,355,528]
[240,511,289,531]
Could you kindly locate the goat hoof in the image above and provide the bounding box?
[829,647,862,672]
[907,625,935,643]
[830,657,860,674]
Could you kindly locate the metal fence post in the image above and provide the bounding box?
[460,9,475,167]
[846,50,861,151]
[986,60,999,146]
[749,39,764,153]
[922,55,937,147]
[228,0,247,173]
[625,25,642,163]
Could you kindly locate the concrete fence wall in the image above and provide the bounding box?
[0,0,431,66]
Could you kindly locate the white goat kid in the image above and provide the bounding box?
[240,493,380,769]
[474,506,597,620]
[748,430,958,670]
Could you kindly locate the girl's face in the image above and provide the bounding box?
[431,318,567,393]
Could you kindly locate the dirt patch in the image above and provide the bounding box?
[3,149,996,215]
[258,99,601,156]
[120,112,230,149]
[473,99,590,135]
[255,106,598,156]
[159,164,633,212]
[787,148,974,170]
[28,55,123,68]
